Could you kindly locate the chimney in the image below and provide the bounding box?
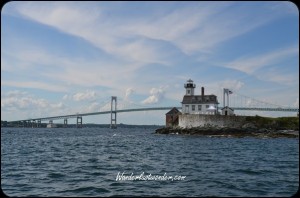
[201,87,204,96]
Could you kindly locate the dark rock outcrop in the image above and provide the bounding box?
[155,126,299,138]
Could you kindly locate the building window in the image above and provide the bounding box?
[206,105,209,108]
[187,90,190,94]
[192,105,195,111]
[198,105,201,111]
[185,105,189,113]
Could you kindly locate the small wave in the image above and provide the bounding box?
[47,172,66,178]
[109,182,125,187]
[94,187,110,193]
[69,186,98,193]
[88,171,106,176]
[235,168,262,175]
[58,186,110,194]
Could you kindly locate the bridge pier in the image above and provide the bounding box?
[37,119,41,128]
[27,120,32,128]
[110,96,117,129]
[64,119,68,128]
[32,120,36,128]
[77,117,82,128]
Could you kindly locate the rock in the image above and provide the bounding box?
[155,125,298,138]
[242,123,257,129]
[257,128,268,133]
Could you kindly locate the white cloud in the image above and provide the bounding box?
[50,102,65,109]
[124,2,282,55]
[224,46,299,74]
[99,102,111,112]
[256,71,298,86]
[86,102,101,112]
[268,1,299,16]
[222,45,299,85]
[3,43,138,93]
[141,86,168,105]
[72,90,96,101]
[6,2,296,94]
[1,80,68,92]
[124,88,135,101]
[62,94,69,100]
[12,1,284,64]
[13,2,169,66]
[217,80,244,92]
[1,90,77,121]
[124,3,225,53]
[1,90,65,116]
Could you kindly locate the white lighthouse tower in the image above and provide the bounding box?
[184,79,195,96]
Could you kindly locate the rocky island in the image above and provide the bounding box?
[156,115,299,138]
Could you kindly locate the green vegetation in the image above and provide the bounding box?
[245,115,299,130]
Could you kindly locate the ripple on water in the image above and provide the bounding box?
[235,168,263,175]
[47,172,66,179]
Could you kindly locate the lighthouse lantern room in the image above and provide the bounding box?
[184,79,196,96]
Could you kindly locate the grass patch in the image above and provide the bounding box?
[245,115,299,130]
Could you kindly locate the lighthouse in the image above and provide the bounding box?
[181,79,219,114]
[184,79,196,96]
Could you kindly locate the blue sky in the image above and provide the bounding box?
[1,1,299,125]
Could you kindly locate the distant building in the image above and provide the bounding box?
[47,123,57,128]
[181,79,219,115]
[221,106,235,116]
[165,107,182,127]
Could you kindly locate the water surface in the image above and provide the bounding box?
[1,127,298,196]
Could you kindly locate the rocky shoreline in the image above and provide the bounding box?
[155,126,299,138]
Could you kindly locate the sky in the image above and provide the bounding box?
[1,1,299,125]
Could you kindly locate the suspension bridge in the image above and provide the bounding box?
[6,89,299,128]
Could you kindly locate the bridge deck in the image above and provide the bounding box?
[9,106,299,122]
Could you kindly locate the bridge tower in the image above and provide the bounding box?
[223,88,234,116]
[76,117,82,128]
[110,96,117,129]
[223,88,232,107]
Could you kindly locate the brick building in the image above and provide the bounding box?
[166,107,182,127]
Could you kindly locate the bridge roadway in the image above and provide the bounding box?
[10,106,299,123]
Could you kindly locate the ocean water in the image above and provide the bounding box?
[1,127,298,197]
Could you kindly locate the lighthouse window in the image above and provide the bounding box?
[187,90,190,94]
[192,105,195,111]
